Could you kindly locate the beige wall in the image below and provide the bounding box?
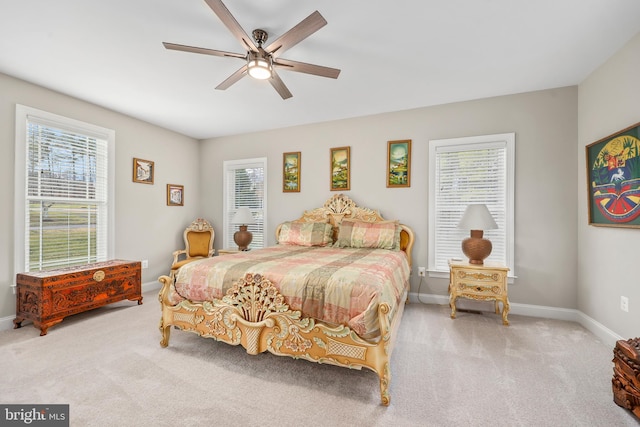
[200,87,579,310]
[0,73,200,320]
[578,32,640,339]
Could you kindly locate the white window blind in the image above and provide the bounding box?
[429,133,515,275]
[223,158,267,250]
[15,105,114,273]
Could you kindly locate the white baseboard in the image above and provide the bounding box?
[574,310,624,348]
[0,288,625,348]
[0,281,161,332]
[408,291,624,348]
[0,315,15,332]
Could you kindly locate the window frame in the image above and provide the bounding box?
[14,105,115,282]
[222,157,268,250]
[428,133,515,278]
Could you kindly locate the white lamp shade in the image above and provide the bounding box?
[457,204,498,230]
[231,207,255,225]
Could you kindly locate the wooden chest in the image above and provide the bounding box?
[14,260,142,336]
[612,337,640,420]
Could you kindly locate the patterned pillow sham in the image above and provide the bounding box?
[334,219,401,250]
[277,221,333,247]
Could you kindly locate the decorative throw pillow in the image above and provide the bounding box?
[278,221,333,247]
[334,219,401,250]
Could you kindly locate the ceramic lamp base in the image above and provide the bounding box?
[234,225,253,251]
[461,229,492,265]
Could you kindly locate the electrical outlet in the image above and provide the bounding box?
[142,260,149,269]
[418,267,426,277]
[621,296,629,312]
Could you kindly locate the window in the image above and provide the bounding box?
[428,133,515,276]
[223,158,267,249]
[14,105,115,275]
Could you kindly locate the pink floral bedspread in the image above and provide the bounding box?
[171,245,410,338]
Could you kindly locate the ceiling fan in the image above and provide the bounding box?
[163,0,341,99]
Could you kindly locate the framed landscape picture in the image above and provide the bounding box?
[585,122,640,228]
[330,146,350,191]
[166,184,184,206]
[387,140,411,188]
[133,158,154,184]
[283,152,301,192]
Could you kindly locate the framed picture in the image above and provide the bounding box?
[166,184,184,206]
[585,122,640,228]
[330,146,350,191]
[133,158,154,184]
[387,140,411,188]
[283,152,301,192]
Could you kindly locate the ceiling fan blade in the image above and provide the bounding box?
[265,10,327,58]
[215,65,248,90]
[163,42,246,59]
[204,0,257,51]
[274,58,340,79]
[269,72,293,99]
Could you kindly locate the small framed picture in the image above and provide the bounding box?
[387,140,411,188]
[133,158,154,184]
[330,146,350,191]
[167,184,184,206]
[283,152,301,192]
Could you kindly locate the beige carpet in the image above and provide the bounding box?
[1,290,638,427]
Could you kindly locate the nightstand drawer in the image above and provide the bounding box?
[453,280,504,297]
[453,269,507,296]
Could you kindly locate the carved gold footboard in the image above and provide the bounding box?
[158,272,408,405]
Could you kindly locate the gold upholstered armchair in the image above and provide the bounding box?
[170,218,215,278]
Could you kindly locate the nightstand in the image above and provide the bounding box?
[448,259,510,325]
[217,248,241,255]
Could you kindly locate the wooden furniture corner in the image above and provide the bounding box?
[217,248,242,255]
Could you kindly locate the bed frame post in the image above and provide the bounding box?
[375,302,393,406]
[375,285,408,406]
[158,275,173,347]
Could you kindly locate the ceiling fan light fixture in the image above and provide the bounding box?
[247,51,272,80]
[163,2,340,99]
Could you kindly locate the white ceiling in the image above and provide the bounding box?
[1,1,640,140]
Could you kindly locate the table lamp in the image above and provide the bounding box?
[457,204,498,265]
[232,207,255,251]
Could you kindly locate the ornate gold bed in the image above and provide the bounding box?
[157,194,414,405]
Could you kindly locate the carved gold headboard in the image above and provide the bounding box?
[275,194,414,267]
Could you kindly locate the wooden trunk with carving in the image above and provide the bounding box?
[14,260,142,336]
[612,337,640,420]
